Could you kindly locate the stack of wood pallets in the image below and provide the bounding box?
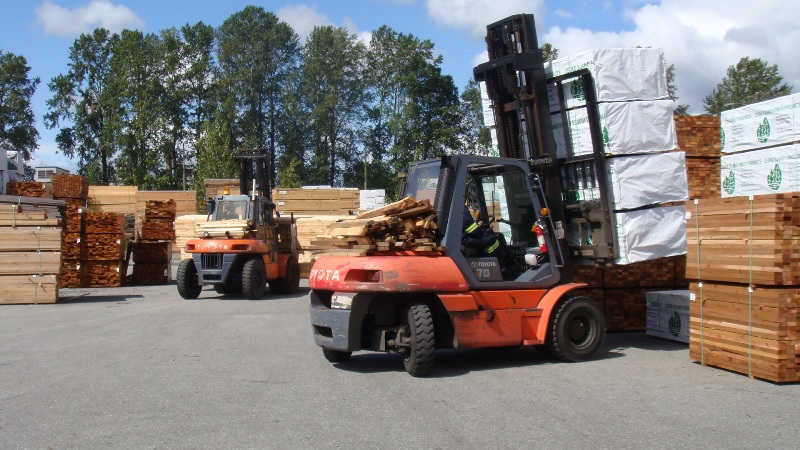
[686,194,800,382]
[0,196,64,304]
[308,196,440,256]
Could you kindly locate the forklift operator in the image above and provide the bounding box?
[462,202,502,258]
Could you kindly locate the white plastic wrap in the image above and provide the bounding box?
[607,151,688,210]
[545,48,669,112]
[612,205,687,265]
[551,99,677,158]
[479,81,495,128]
[646,290,690,343]
[720,93,800,154]
[720,143,800,197]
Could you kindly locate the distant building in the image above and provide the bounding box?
[34,166,70,183]
[1,150,25,195]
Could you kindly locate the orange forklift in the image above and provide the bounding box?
[177,148,300,300]
[309,14,620,376]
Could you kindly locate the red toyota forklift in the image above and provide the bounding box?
[177,148,300,300]
[309,14,619,376]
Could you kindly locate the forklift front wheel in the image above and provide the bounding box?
[177,259,201,299]
[546,296,606,362]
[401,303,435,377]
[242,258,267,300]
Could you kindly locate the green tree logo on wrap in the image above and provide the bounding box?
[668,311,682,337]
[570,79,585,101]
[757,117,771,143]
[768,164,782,190]
[602,127,610,150]
[720,128,726,150]
[723,171,736,195]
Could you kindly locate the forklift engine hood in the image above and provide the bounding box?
[308,255,469,293]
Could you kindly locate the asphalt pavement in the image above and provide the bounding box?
[1,280,798,449]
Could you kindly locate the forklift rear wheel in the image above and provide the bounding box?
[401,303,435,377]
[322,349,352,363]
[177,259,202,299]
[270,255,300,295]
[546,296,605,362]
[242,258,267,300]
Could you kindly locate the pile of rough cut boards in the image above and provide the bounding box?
[686,93,800,383]
[0,193,64,304]
[126,200,176,286]
[308,196,440,256]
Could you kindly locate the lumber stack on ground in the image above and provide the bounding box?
[675,115,721,199]
[129,200,176,285]
[0,197,64,304]
[308,196,440,257]
[137,199,177,241]
[81,211,125,287]
[687,193,800,382]
[572,255,689,331]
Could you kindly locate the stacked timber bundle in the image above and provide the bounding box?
[6,181,52,198]
[129,200,176,285]
[51,173,89,208]
[273,187,360,216]
[308,196,440,256]
[295,215,350,278]
[175,214,209,261]
[0,197,64,304]
[87,185,137,214]
[675,115,721,199]
[687,194,800,383]
[194,219,251,239]
[572,256,688,332]
[59,206,88,288]
[81,211,125,287]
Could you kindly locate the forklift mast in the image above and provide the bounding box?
[234,148,272,200]
[473,14,618,264]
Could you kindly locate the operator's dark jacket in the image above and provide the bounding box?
[462,206,501,255]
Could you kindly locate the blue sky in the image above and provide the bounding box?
[2,0,798,172]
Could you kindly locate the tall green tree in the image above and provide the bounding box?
[216,6,301,187]
[193,111,237,200]
[457,79,493,156]
[540,43,559,61]
[45,28,118,184]
[302,25,367,187]
[704,57,792,115]
[0,50,40,171]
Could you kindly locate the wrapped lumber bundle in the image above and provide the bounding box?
[0,196,64,304]
[128,242,171,286]
[572,255,689,331]
[81,211,125,287]
[687,194,800,382]
[309,196,440,256]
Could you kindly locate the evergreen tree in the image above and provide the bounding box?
[0,50,40,175]
[704,57,792,115]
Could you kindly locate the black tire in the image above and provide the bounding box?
[213,284,227,295]
[176,259,201,299]
[242,258,267,300]
[270,255,300,295]
[322,348,352,363]
[546,296,606,362]
[402,303,435,377]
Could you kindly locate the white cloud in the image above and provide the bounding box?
[35,0,144,37]
[31,142,78,172]
[543,0,800,114]
[425,0,547,39]
[552,9,574,19]
[277,4,332,42]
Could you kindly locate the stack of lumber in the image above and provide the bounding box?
[129,200,176,285]
[175,214,209,260]
[573,255,689,331]
[0,197,64,304]
[51,173,89,208]
[308,196,440,257]
[273,188,360,216]
[686,194,800,382]
[295,215,350,278]
[194,219,252,239]
[81,211,125,287]
[87,185,137,214]
[137,199,177,241]
[135,191,195,220]
[675,115,721,199]
[6,181,52,198]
